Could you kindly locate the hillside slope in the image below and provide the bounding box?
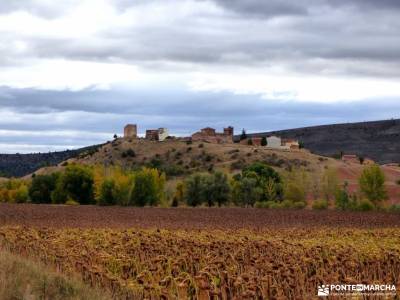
[240,119,400,164]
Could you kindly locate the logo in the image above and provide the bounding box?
[318,285,330,296]
[317,284,397,297]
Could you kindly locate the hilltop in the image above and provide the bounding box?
[241,119,400,164]
[1,118,400,178]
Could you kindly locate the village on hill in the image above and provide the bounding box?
[123,124,301,150]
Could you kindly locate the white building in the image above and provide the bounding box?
[266,136,282,148]
[158,128,169,141]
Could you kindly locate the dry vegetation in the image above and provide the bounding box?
[1,226,399,299]
[0,249,108,300]
[0,205,400,299]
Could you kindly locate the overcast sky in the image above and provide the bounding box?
[1,0,400,153]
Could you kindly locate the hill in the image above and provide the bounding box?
[65,137,399,204]
[0,144,104,178]
[239,119,400,164]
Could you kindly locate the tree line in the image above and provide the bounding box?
[0,162,397,211]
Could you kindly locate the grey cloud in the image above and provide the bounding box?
[0,0,400,79]
[210,0,400,18]
[203,0,309,18]
[7,0,397,79]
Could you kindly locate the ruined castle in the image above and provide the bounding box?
[191,126,234,144]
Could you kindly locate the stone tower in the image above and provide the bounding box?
[124,124,137,138]
[224,126,234,136]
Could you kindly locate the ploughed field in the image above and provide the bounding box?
[1,203,400,229]
[0,204,399,299]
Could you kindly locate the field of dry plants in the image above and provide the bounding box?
[0,204,399,299]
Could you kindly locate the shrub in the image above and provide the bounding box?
[147,158,163,169]
[247,139,253,146]
[292,201,307,209]
[312,200,328,210]
[388,204,400,213]
[359,164,388,206]
[230,159,247,170]
[284,182,306,203]
[65,199,79,205]
[0,179,30,203]
[162,164,185,177]
[122,149,136,158]
[255,201,269,208]
[357,199,374,211]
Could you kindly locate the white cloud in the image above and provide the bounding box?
[0,59,140,90]
[188,70,400,102]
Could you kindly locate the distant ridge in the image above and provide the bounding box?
[0,144,104,177]
[236,119,400,164]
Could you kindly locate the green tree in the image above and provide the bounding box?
[261,137,267,146]
[243,162,283,201]
[98,179,117,206]
[359,164,388,206]
[14,185,29,203]
[240,129,247,141]
[321,168,339,203]
[203,172,230,207]
[231,177,262,207]
[51,164,95,204]
[130,168,165,206]
[29,173,59,204]
[184,174,206,207]
[335,182,350,210]
[172,181,184,207]
[264,178,278,202]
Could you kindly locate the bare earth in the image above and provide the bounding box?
[1,203,399,229]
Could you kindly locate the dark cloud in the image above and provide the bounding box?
[204,0,309,18]
[210,0,400,18]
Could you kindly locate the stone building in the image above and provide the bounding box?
[145,128,169,141]
[282,139,300,150]
[124,124,137,138]
[146,129,159,141]
[342,154,359,164]
[191,126,234,143]
[240,137,262,146]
